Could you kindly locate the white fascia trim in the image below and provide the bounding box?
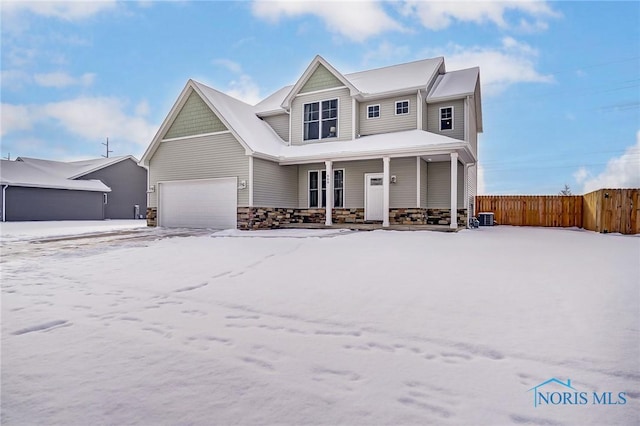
[355,85,425,102]
[256,109,288,118]
[416,90,423,129]
[161,130,231,143]
[427,93,472,103]
[295,86,348,97]
[3,183,111,192]
[277,145,468,165]
[464,97,469,142]
[352,98,357,139]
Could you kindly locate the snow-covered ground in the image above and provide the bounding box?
[1,225,638,425]
[0,219,148,242]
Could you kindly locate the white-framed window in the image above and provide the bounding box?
[440,106,453,131]
[395,100,409,115]
[367,104,380,119]
[304,99,338,141]
[308,169,345,208]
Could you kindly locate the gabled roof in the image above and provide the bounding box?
[140,80,287,165]
[17,155,139,180]
[280,55,360,110]
[254,85,293,116]
[427,67,479,101]
[345,57,444,97]
[0,159,111,192]
[427,67,483,132]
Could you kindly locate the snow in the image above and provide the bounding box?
[427,67,479,101]
[345,57,443,95]
[0,219,147,242]
[0,159,110,192]
[2,226,638,425]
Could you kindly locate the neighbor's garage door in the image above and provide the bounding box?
[158,178,237,228]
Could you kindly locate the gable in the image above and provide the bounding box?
[163,90,227,139]
[299,64,344,93]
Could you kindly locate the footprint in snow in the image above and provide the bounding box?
[12,320,70,335]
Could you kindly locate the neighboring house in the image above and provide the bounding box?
[0,156,147,221]
[141,55,482,230]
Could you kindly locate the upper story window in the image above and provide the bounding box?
[440,106,453,131]
[395,100,409,115]
[304,99,338,141]
[367,104,380,119]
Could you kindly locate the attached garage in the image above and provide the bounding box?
[158,178,237,229]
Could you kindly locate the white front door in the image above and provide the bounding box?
[365,173,384,221]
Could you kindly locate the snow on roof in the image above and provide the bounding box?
[17,155,138,180]
[254,85,293,115]
[427,67,479,101]
[193,81,287,156]
[0,159,111,192]
[278,129,465,163]
[344,57,444,95]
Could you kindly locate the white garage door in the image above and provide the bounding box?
[158,178,237,229]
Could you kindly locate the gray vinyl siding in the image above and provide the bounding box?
[290,87,352,145]
[5,187,104,221]
[297,158,417,209]
[420,159,427,208]
[426,161,464,209]
[253,158,298,208]
[359,95,417,136]
[389,157,416,208]
[80,158,147,219]
[426,99,465,141]
[163,90,227,139]
[300,64,343,93]
[148,133,249,207]
[262,113,290,142]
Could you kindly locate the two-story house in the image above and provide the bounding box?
[140,55,482,230]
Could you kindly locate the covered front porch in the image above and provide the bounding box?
[240,150,474,230]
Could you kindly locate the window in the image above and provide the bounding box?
[304,99,338,140]
[367,104,380,119]
[308,169,345,208]
[440,106,453,131]
[103,193,108,204]
[395,100,409,115]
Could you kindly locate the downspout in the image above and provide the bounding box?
[2,185,8,222]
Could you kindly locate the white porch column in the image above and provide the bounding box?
[383,156,390,227]
[450,152,458,229]
[325,160,333,226]
[416,156,421,208]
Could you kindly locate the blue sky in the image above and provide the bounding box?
[1,0,639,194]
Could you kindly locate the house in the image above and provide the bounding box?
[140,55,482,230]
[0,156,147,221]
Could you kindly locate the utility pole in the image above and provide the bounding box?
[3,153,10,160]
[102,137,113,158]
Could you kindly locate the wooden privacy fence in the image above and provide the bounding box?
[476,189,640,234]
[475,195,583,227]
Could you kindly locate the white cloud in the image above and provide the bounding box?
[213,59,243,74]
[1,69,31,90]
[2,0,117,21]
[423,37,553,95]
[2,97,157,148]
[33,72,96,88]
[362,41,411,65]
[212,58,262,105]
[578,132,640,193]
[251,0,403,42]
[226,75,262,105]
[1,104,36,136]
[400,0,559,31]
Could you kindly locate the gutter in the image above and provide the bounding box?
[2,184,7,222]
